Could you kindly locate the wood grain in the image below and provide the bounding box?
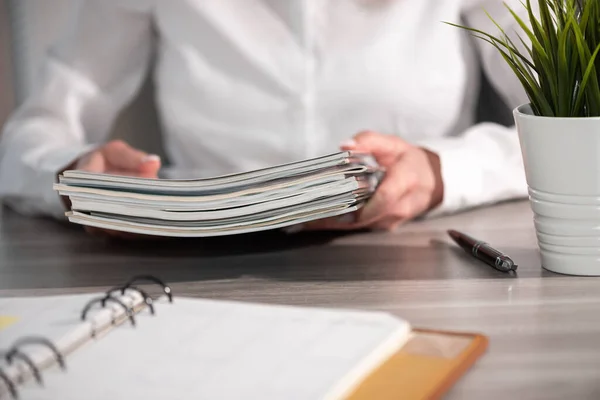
[2,201,599,399]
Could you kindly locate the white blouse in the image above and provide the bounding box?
[0,0,530,219]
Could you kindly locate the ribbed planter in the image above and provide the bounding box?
[515,104,600,275]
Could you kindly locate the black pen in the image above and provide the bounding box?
[447,230,517,273]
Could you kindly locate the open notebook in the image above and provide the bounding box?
[53,152,383,237]
[0,276,487,400]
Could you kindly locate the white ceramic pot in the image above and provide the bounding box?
[514,104,600,275]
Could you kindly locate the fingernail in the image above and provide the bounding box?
[283,224,304,234]
[142,154,161,163]
[340,139,357,149]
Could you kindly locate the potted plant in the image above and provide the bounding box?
[450,0,600,275]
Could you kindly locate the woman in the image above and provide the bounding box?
[0,0,529,233]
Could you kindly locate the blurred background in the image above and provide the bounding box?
[0,0,514,167]
[0,0,168,161]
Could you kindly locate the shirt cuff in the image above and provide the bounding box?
[413,136,479,218]
[2,144,97,219]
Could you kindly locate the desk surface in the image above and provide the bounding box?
[1,201,598,399]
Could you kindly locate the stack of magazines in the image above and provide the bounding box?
[53,152,382,237]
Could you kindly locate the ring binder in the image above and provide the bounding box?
[0,368,17,399]
[123,275,173,303]
[0,276,488,400]
[1,275,174,399]
[106,286,155,315]
[81,295,136,326]
[11,337,66,370]
[4,349,42,384]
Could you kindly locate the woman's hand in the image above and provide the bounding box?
[63,139,162,239]
[75,139,161,178]
[302,131,444,232]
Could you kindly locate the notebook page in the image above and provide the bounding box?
[0,292,144,391]
[0,294,116,350]
[17,298,410,400]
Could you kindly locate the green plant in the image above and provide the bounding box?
[447,0,600,117]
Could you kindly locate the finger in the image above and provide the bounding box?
[85,225,156,240]
[371,190,433,231]
[137,154,161,177]
[105,230,153,240]
[106,168,160,179]
[85,226,105,236]
[340,138,358,150]
[102,140,161,172]
[371,218,403,232]
[76,150,106,173]
[300,212,358,231]
[357,158,417,223]
[351,131,410,165]
[85,226,126,238]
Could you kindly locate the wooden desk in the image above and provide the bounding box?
[1,201,599,399]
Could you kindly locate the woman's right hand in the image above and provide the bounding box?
[75,139,161,177]
[65,139,162,239]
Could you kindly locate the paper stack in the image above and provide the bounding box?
[53,151,382,237]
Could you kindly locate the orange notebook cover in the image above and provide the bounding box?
[346,329,488,400]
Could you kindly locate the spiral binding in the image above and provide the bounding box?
[0,274,173,399]
[81,295,137,326]
[106,285,155,315]
[80,274,173,327]
[123,275,173,303]
[0,337,64,399]
[0,368,17,399]
[3,349,42,384]
[11,337,65,371]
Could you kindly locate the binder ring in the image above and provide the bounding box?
[123,275,173,303]
[0,368,17,399]
[12,337,65,370]
[81,294,136,326]
[4,349,42,385]
[106,285,155,315]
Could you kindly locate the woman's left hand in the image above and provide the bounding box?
[300,131,444,232]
